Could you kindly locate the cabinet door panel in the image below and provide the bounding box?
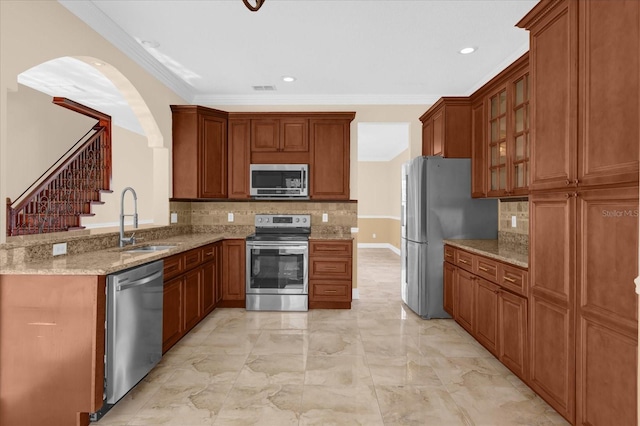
[528,0,577,191]
[577,318,637,426]
[529,296,574,421]
[183,269,201,332]
[310,120,350,199]
[201,261,216,316]
[251,119,279,151]
[163,277,183,353]
[455,269,475,334]
[228,119,251,199]
[222,239,246,303]
[578,0,639,187]
[471,101,486,197]
[200,115,227,198]
[499,290,527,380]
[422,120,433,156]
[431,110,444,156]
[281,118,308,152]
[475,278,499,355]
[443,261,455,316]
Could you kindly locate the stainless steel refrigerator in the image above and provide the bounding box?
[401,156,498,319]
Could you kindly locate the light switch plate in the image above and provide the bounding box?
[511,215,517,228]
[170,212,178,223]
[322,213,328,222]
[228,212,234,222]
[53,242,67,256]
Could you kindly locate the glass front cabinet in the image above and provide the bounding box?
[486,63,530,197]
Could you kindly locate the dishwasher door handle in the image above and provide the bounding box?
[117,270,163,291]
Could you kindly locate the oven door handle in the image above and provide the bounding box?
[248,243,308,252]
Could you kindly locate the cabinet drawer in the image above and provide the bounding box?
[310,240,352,257]
[310,258,352,280]
[444,245,456,263]
[475,256,499,282]
[499,264,528,296]
[310,280,351,302]
[455,250,474,272]
[184,249,203,270]
[201,244,216,263]
[163,254,184,281]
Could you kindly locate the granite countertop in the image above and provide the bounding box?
[0,233,230,275]
[443,239,529,269]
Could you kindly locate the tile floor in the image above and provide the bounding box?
[94,248,568,426]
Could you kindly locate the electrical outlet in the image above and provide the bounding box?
[170,212,178,223]
[511,215,517,228]
[53,242,67,256]
[322,213,328,222]
[228,212,234,222]
[373,233,376,239]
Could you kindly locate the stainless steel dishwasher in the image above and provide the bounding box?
[93,260,164,419]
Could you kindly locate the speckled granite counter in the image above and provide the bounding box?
[444,239,528,268]
[0,233,232,275]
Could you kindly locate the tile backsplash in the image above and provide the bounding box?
[498,199,528,246]
[170,200,357,238]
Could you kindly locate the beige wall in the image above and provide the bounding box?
[7,84,96,201]
[0,0,187,242]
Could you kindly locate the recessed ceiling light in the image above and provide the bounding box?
[282,76,296,83]
[93,61,104,66]
[141,40,160,49]
[459,47,476,55]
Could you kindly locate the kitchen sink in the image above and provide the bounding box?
[124,245,177,253]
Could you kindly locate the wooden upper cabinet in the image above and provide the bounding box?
[518,0,576,192]
[227,118,251,199]
[577,0,639,188]
[251,118,308,152]
[470,99,486,198]
[419,98,471,158]
[251,119,280,151]
[481,53,530,197]
[309,114,355,200]
[171,105,228,199]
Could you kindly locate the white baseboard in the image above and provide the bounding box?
[358,243,400,256]
[352,288,359,300]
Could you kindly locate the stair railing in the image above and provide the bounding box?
[6,98,112,236]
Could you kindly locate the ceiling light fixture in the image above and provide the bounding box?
[459,47,476,55]
[242,0,265,12]
[282,76,296,83]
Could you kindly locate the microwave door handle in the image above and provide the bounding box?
[302,168,307,191]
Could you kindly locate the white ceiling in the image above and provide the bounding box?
[18,0,538,159]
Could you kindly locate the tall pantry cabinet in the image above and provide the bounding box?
[518,1,639,425]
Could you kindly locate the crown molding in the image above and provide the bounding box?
[192,93,440,106]
[466,42,530,95]
[59,0,196,102]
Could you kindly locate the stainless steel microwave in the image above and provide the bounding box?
[250,164,308,198]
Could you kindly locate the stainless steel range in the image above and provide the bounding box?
[246,214,310,311]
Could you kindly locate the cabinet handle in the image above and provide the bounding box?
[565,179,579,186]
[478,266,489,272]
[205,252,213,256]
[503,276,517,283]
[445,253,453,257]
[324,290,337,293]
[565,192,578,199]
[459,259,469,264]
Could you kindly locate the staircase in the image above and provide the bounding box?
[6,98,112,237]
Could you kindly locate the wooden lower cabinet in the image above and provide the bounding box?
[183,269,202,332]
[445,245,529,383]
[220,239,246,307]
[475,277,499,356]
[162,277,184,353]
[498,289,528,380]
[454,268,475,334]
[443,261,455,316]
[309,239,353,309]
[162,241,224,353]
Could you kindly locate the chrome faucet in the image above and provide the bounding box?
[119,187,138,247]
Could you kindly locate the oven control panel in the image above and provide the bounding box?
[255,214,310,227]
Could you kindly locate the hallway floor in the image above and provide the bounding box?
[94,248,567,425]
